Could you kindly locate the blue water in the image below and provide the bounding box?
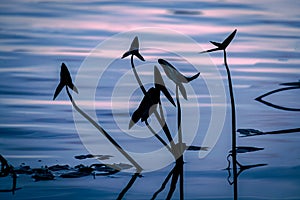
[1,0,300,199]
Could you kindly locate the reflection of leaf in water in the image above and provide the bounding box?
[48,164,70,171]
[238,128,300,137]
[108,163,133,171]
[74,154,113,160]
[32,168,55,181]
[187,146,209,151]
[237,129,263,136]
[230,146,264,154]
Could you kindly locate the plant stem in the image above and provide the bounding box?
[223,50,237,200]
[176,85,183,151]
[176,85,184,200]
[131,55,146,94]
[130,55,176,151]
[66,87,142,172]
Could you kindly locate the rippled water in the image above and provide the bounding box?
[1,0,300,199]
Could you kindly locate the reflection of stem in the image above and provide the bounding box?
[166,161,181,200]
[151,167,175,200]
[224,50,237,200]
[256,86,300,111]
[178,156,184,200]
[117,172,140,200]
[130,55,176,151]
[66,87,142,172]
[145,120,172,152]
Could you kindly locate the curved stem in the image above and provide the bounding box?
[224,50,237,200]
[131,55,147,94]
[256,86,300,111]
[151,166,175,200]
[166,162,181,200]
[66,87,142,172]
[117,172,140,200]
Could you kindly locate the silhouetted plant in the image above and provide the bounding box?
[122,37,178,153]
[53,63,142,172]
[201,29,238,199]
[122,36,201,200]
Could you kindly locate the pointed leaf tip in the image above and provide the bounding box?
[154,66,176,107]
[129,36,139,51]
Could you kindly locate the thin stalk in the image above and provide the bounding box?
[175,85,183,152]
[176,85,184,200]
[130,55,176,151]
[151,167,175,200]
[145,120,172,152]
[178,156,184,200]
[131,55,146,94]
[223,50,237,200]
[166,162,180,200]
[66,87,142,172]
[117,172,140,200]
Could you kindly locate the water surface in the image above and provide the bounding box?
[0,0,300,199]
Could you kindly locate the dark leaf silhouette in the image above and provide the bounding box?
[237,129,263,136]
[186,146,209,151]
[121,36,145,61]
[53,63,78,100]
[280,80,300,87]
[230,146,264,154]
[200,29,237,53]
[154,66,176,106]
[74,154,113,160]
[129,66,175,129]
[158,58,200,100]
[238,128,300,137]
